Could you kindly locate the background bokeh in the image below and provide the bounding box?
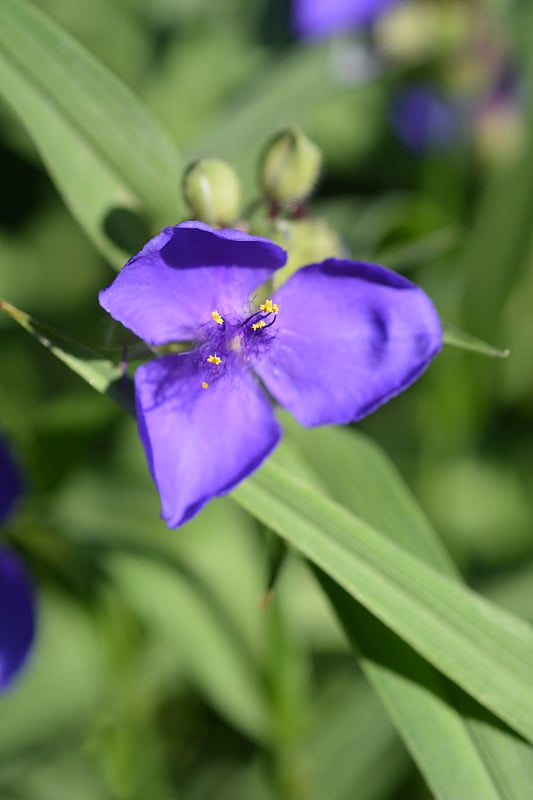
[1,0,533,797]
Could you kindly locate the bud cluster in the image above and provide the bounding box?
[181,127,323,226]
[179,127,342,280]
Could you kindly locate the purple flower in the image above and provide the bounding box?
[100,221,441,527]
[0,437,35,690]
[0,436,24,525]
[0,549,35,690]
[389,85,457,153]
[293,0,403,40]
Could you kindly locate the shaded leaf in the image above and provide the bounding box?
[0,299,135,416]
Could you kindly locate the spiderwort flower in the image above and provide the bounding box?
[99,221,441,528]
[293,0,403,40]
[389,84,457,153]
[0,437,24,525]
[0,437,35,690]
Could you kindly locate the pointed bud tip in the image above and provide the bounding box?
[181,158,242,227]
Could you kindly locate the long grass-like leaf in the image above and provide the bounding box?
[0,0,181,267]
[0,299,135,416]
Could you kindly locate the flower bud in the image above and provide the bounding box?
[475,103,524,166]
[251,217,343,288]
[182,159,241,227]
[375,0,468,64]
[259,127,322,206]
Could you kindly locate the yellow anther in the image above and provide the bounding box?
[211,310,224,325]
[201,381,209,389]
[259,299,278,314]
[207,354,221,365]
[252,320,266,331]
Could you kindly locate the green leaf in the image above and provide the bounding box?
[49,471,275,743]
[261,423,533,799]
[460,77,533,341]
[111,551,271,741]
[443,323,510,359]
[0,299,135,416]
[308,674,410,800]
[377,227,460,272]
[318,570,533,800]
[0,0,180,267]
[232,451,533,752]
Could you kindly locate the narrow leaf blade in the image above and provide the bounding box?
[0,0,181,266]
[283,419,533,800]
[443,323,510,359]
[0,299,135,416]
[233,454,533,748]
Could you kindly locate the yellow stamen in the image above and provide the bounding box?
[252,320,266,331]
[201,382,209,389]
[259,299,278,314]
[207,354,221,365]
[211,310,224,325]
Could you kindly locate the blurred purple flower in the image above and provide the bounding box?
[0,437,35,690]
[389,84,457,152]
[0,436,24,525]
[100,221,441,527]
[0,549,35,690]
[293,0,403,40]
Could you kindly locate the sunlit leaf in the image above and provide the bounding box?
[0,0,181,267]
[233,452,533,750]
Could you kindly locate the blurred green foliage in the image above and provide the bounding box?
[1,0,533,798]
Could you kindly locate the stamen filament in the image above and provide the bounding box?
[243,299,279,330]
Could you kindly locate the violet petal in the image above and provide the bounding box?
[135,352,282,526]
[257,258,442,426]
[293,0,402,40]
[99,221,287,346]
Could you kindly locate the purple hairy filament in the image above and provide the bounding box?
[199,301,279,390]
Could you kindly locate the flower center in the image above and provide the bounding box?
[199,299,278,389]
